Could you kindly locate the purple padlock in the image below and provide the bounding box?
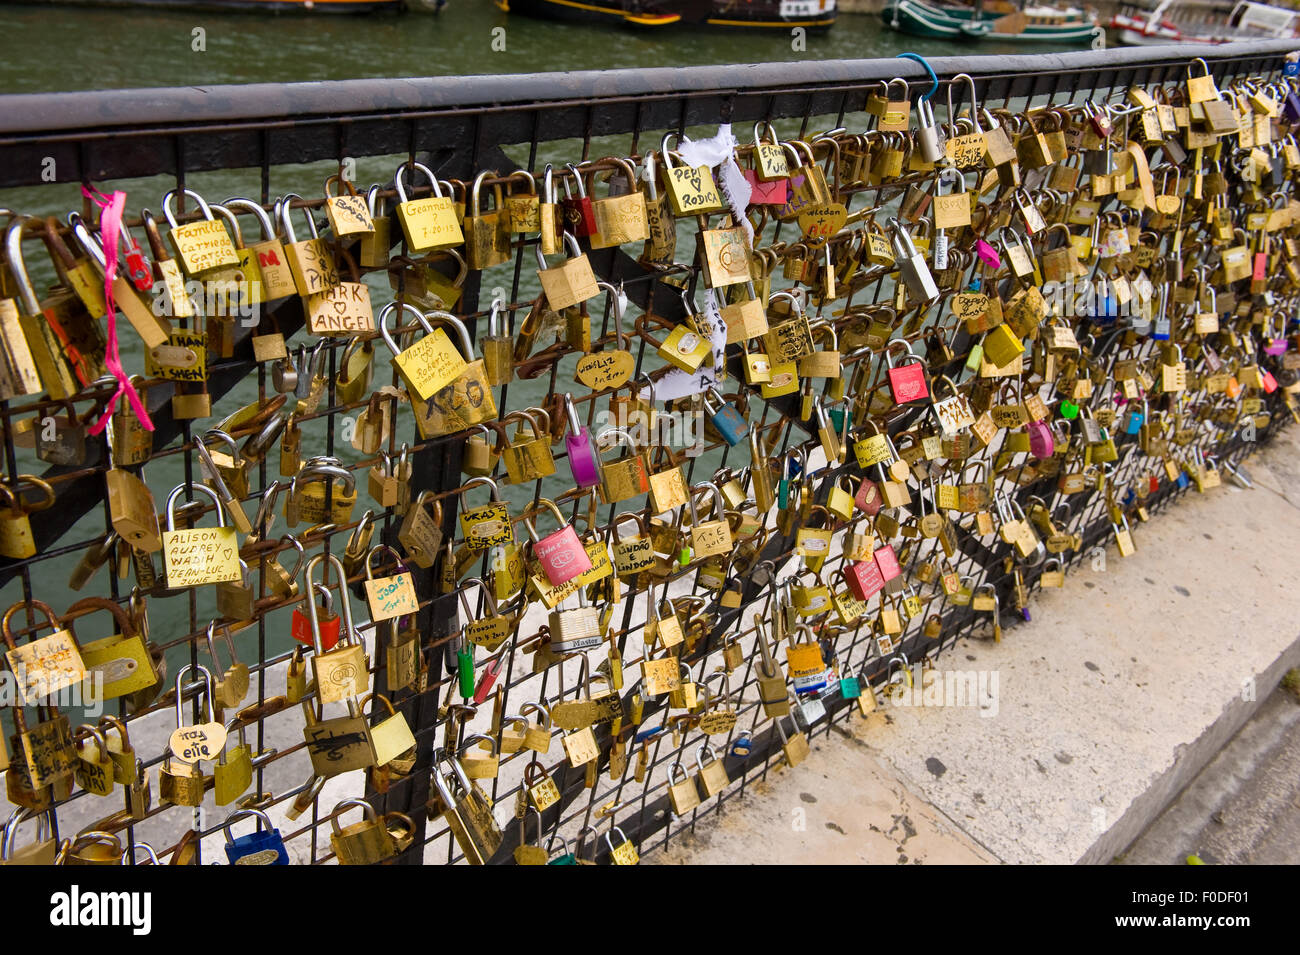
[563,392,601,488]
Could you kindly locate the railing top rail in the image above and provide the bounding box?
[0,39,1294,137]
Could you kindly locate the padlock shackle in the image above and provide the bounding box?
[164,482,227,531]
[162,187,216,229]
[222,198,277,241]
[303,553,358,656]
[173,662,218,729]
[222,806,276,843]
[392,160,442,204]
[276,193,318,244]
[363,543,405,580]
[377,300,432,355]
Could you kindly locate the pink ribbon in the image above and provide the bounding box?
[82,186,153,436]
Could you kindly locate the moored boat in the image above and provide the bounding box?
[882,0,1100,43]
[1108,0,1300,44]
[500,0,836,32]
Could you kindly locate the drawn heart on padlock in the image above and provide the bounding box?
[169,722,227,763]
[574,350,634,391]
[797,202,847,244]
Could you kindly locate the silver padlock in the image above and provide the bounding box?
[889,217,939,303]
[915,96,945,164]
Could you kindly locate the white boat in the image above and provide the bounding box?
[1110,0,1300,45]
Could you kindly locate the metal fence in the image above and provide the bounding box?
[0,38,1293,865]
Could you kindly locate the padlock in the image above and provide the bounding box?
[889,216,939,302]
[273,192,339,298]
[0,476,55,561]
[330,798,409,865]
[1,807,57,866]
[430,754,503,865]
[596,428,651,503]
[392,160,463,252]
[693,742,731,798]
[702,387,749,447]
[304,554,369,704]
[686,482,732,559]
[885,339,930,404]
[159,483,241,590]
[588,156,650,249]
[285,458,356,527]
[536,232,599,311]
[223,807,289,865]
[161,187,239,277]
[659,136,725,216]
[524,498,592,587]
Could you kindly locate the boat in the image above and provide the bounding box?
[881,0,1101,43]
[1108,0,1300,44]
[499,0,837,32]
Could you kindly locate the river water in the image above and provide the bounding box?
[0,3,1070,94]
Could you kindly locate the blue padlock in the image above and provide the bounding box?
[729,732,753,759]
[224,807,289,865]
[704,387,749,446]
[1175,470,1190,490]
[1099,289,1118,322]
[1122,402,1145,435]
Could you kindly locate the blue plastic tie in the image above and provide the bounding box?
[896,52,939,101]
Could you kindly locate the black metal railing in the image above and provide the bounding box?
[0,39,1291,865]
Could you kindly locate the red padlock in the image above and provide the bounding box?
[473,656,503,704]
[844,558,885,602]
[560,161,597,238]
[885,340,930,404]
[527,498,592,587]
[855,478,884,516]
[121,226,155,293]
[743,168,789,206]
[1261,368,1279,393]
[292,582,340,651]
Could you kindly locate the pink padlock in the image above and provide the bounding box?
[873,543,902,583]
[527,498,592,587]
[1027,419,1054,459]
[844,559,885,602]
[974,237,1002,270]
[885,340,930,404]
[563,392,601,489]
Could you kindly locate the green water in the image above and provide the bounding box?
[0,4,1067,94]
